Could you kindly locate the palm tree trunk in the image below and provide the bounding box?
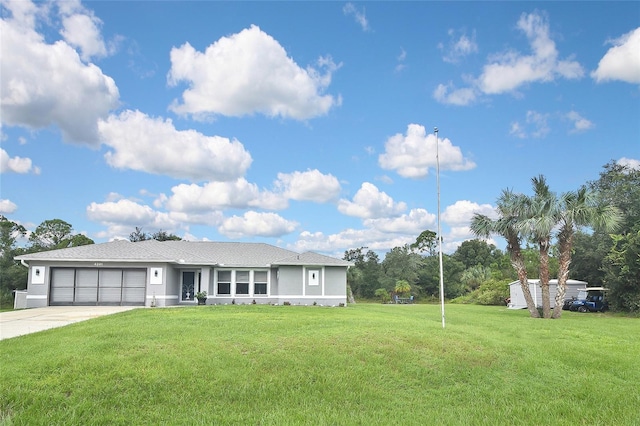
[539,240,551,318]
[511,243,539,318]
[552,228,573,318]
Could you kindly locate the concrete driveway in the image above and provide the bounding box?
[0,306,139,340]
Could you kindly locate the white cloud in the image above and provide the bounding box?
[433,83,477,106]
[364,208,436,234]
[0,148,39,174]
[275,169,341,203]
[478,12,583,94]
[343,3,370,32]
[441,29,478,64]
[338,182,406,219]
[291,228,414,256]
[98,110,252,181]
[378,124,476,178]
[442,200,496,227]
[0,199,18,214]
[87,199,159,225]
[592,27,640,84]
[168,25,341,120]
[566,111,594,133]
[219,211,298,239]
[617,157,640,170]
[164,178,286,213]
[59,3,111,61]
[0,1,119,144]
[434,12,583,105]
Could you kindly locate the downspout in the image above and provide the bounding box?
[20,259,29,268]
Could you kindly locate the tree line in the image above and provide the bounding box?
[344,161,639,316]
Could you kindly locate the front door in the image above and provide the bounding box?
[181,271,196,301]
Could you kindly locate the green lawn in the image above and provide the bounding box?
[1,304,638,425]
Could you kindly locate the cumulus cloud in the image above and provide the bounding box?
[440,29,478,63]
[163,178,286,213]
[364,208,436,234]
[218,211,298,239]
[0,148,39,174]
[442,200,497,227]
[0,0,119,144]
[592,27,640,84]
[168,25,341,120]
[343,3,370,32]
[566,111,594,133]
[86,198,189,240]
[617,157,640,170]
[337,182,406,219]
[378,124,476,178]
[98,110,252,181]
[434,11,583,105]
[275,169,341,203]
[0,199,18,214]
[58,0,114,61]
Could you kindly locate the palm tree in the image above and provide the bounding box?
[471,189,540,318]
[518,176,559,318]
[551,187,622,318]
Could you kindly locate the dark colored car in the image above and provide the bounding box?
[568,288,609,313]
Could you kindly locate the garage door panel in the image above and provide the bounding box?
[100,269,123,288]
[76,269,99,288]
[50,269,75,304]
[99,287,122,303]
[50,267,147,306]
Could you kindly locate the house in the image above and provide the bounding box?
[15,240,352,308]
[507,279,588,309]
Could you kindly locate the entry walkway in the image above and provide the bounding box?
[0,306,138,340]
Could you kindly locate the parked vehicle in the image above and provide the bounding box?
[567,287,609,313]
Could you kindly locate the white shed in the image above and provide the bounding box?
[508,279,588,309]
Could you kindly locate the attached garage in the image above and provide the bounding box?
[50,268,146,306]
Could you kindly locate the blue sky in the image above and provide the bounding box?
[1,1,639,257]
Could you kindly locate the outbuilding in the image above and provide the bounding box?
[16,240,352,308]
[507,279,588,309]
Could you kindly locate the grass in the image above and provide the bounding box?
[1,304,639,425]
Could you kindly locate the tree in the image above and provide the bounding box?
[460,265,492,291]
[410,230,437,256]
[394,280,411,297]
[471,189,540,318]
[453,239,501,269]
[151,230,181,241]
[0,216,28,307]
[552,186,622,318]
[603,230,640,312]
[380,245,421,290]
[129,227,148,242]
[28,219,93,251]
[519,175,558,318]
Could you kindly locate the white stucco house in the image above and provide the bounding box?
[16,240,352,308]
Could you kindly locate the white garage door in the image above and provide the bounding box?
[50,268,146,305]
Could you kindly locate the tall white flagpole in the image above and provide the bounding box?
[435,127,445,329]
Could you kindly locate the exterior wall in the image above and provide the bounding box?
[509,281,587,309]
[24,260,160,308]
[23,260,348,308]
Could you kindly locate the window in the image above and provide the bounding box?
[254,271,268,295]
[236,271,249,295]
[217,271,231,295]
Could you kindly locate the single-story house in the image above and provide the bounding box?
[508,279,588,309]
[15,240,352,308]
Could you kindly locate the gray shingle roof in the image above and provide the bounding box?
[16,240,350,268]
